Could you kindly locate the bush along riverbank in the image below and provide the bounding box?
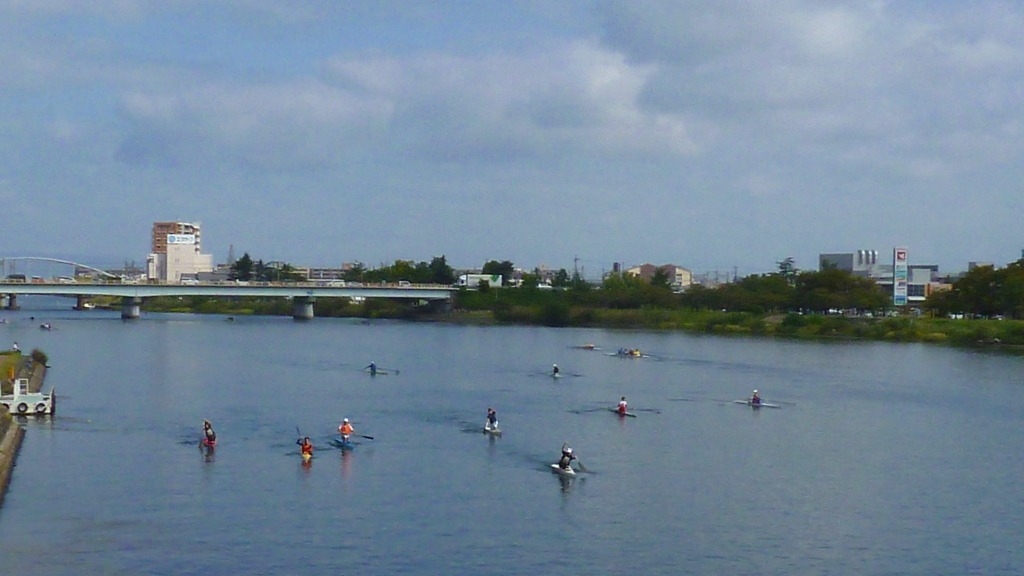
[448,306,1024,347]
[138,293,1024,349]
[141,295,439,320]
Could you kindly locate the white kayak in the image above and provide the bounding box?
[483,424,502,436]
[550,463,577,477]
[734,400,781,409]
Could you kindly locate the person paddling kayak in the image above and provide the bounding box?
[365,362,377,375]
[202,420,217,447]
[559,442,577,471]
[552,364,560,376]
[338,418,354,442]
[485,408,498,431]
[297,437,313,459]
[751,390,761,405]
[617,396,628,415]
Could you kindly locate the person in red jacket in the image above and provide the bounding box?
[298,437,313,459]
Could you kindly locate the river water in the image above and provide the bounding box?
[1,301,1022,575]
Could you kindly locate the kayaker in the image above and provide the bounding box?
[552,364,560,376]
[559,443,577,471]
[202,420,217,447]
[297,437,313,458]
[12,341,19,352]
[338,418,354,442]
[486,408,498,430]
[617,396,628,414]
[751,390,761,405]
[365,362,377,375]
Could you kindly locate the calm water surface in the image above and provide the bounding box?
[1,303,1022,575]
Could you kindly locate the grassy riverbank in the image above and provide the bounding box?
[141,295,432,320]
[451,307,1024,348]
[138,295,1024,349]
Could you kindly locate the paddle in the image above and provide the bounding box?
[576,459,588,473]
[356,434,374,440]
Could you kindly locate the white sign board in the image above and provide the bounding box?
[167,234,196,244]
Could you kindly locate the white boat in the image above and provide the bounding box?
[1,377,55,415]
[550,463,576,477]
[483,422,501,436]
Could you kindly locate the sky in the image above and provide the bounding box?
[2,0,1023,279]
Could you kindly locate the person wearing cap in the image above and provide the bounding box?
[338,418,354,442]
[552,364,560,376]
[201,420,217,447]
[486,408,498,431]
[751,390,761,405]
[559,442,577,470]
[617,396,628,414]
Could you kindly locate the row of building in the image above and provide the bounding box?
[144,221,1004,306]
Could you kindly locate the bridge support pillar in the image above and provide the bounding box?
[5,294,17,310]
[121,297,142,319]
[75,295,89,310]
[292,297,315,320]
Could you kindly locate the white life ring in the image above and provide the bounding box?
[17,402,29,414]
[35,403,47,414]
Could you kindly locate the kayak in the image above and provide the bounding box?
[734,400,781,409]
[366,369,390,375]
[483,424,501,436]
[330,435,356,450]
[607,408,637,418]
[201,438,216,448]
[550,463,576,477]
[302,451,313,461]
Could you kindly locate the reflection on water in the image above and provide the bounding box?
[1,308,1023,575]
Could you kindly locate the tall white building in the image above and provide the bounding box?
[146,221,214,283]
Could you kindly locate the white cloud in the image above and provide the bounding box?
[113,41,696,169]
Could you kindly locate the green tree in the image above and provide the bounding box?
[230,253,255,281]
[428,255,456,285]
[777,257,798,285]
[343,263,367,282]
[552,268,570,288]
[650,267,672,289]
[794,269,889,313]
[482,260,515,285]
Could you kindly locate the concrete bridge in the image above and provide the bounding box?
[0,281,455,320]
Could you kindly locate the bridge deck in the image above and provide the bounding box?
[0,282,455,300]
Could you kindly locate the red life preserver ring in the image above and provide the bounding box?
[35,403,47,413]
[17,402,29,414]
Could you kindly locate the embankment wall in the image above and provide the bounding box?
[0,410,26,508]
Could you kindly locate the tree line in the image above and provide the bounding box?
[230,253,457,285]
[924,259,1024,319]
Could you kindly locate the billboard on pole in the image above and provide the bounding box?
[893,247,908,306]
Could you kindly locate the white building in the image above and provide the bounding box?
[624,263,693,290]
[146,222,214,283]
